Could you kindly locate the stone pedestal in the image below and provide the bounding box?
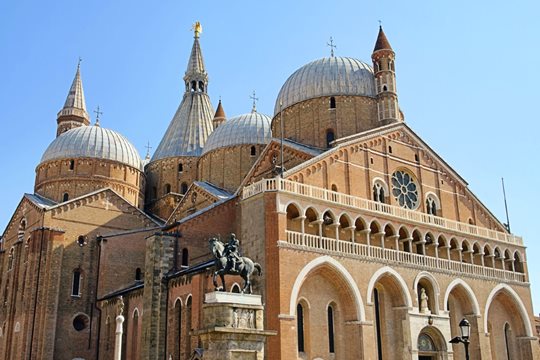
[195,292,276,360]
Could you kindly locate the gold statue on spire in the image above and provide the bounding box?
[192,21,202,38]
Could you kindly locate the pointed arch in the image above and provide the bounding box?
[443,279,480,315]
[288,255,365,321]
[483,284,533,336]
[366,266,412,307]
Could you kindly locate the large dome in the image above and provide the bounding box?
[274,56,376,115]
[202,112,272,155]
[40,126,142,170]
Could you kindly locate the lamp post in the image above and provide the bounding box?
[449,318,471,360]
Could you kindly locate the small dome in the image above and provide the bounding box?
[40,126,142,170]
[274,57,376,115]
[202,112,272,155]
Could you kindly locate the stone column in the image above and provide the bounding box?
[345,226,356,242]
[195,292,276,360]
[114,297,125,360]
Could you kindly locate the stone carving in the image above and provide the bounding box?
[232,308,255,329]
[209,234,262,294]
[420,288,430,314]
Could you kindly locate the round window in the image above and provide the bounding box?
[73,314,89,331]
[391,170,419,209]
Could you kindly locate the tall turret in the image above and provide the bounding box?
[56,62,90,136]
[145,22,215,219]
[372,26,401,124]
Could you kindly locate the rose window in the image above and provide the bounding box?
[391,170,419,209]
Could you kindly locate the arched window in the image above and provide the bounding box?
[330,97,336,109]
[7,248,14,271]
[178,163,183,173]
[186,297,192,355]
[504,323,512,359]
[426,196,438,216]
[132,309,140,358]
[373,182,386,203]
[72,269,82,297]
[191,81,196,92]
[327,305,335,353]
[69,159,75,170]
[63,193,69,202]
[231,284,241,293]
[383,85,388,92]
[198,81,204,92]
[297,303,305,352]
[250,146,256,156]
[174,300,182,359]
[165,184,171,194]
[135,268,142,281]
[181,182,188,195]
[326,129,335,148]
[77,235,86,247]
[331,184,338,192]
[181,248,189,267]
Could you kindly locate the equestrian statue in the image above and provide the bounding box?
[209,234,262,294]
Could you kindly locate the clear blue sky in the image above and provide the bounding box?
[1,1,539,312]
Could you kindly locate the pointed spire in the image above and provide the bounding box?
[56,61,90,137]
[185,22,206,78]
[373,25,393,52]
[213,98,226,129]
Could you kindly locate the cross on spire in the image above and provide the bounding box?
[77,57,82,69]
[93,105,103,126]
[145,141,152,160]
[327,37,336,57]
[250,90,259,113]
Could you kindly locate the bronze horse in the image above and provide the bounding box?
[209,237,262,294]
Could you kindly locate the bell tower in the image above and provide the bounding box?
[372,26,401,124]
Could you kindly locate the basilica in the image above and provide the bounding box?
[0,24,538,360]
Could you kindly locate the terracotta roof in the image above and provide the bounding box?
[373,26,393,52]
[214,99,226,119]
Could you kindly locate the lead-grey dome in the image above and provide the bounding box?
[274,57,376,115]
[40,126,142,170]
[202,112,272,155]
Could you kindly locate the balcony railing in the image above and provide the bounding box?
[282,231,526,283]
[242,178,523,245]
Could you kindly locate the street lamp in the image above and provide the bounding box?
[449,318,471,360]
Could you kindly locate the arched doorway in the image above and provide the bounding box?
[417,326,448,359]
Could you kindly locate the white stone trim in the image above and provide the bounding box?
[366,266,413,307]
[288,255,365,321]
[443,278,480,316]
[483,283,533,336]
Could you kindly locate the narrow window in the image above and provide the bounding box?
[374,289,383,360]
[178,163,183,173]
[199,81,204,92]
[297,303,305,352]
[388,146,392,154]
[72,270,81,297]
[370,157,374,165]
[382,85,388,92]
[330,97,336,109]
[504,323,511,360]
[250,146,256,156]
[326,129,335,148]
[191,81,196,92]
[132,310,140,358]
[63,193,69,202]
[7,248,14,271]
[165,184,171,194]
[77,235,86,247]
[327,305,335,353]
[181,248,189,267]
[69,160,75,170]
[415,154,419,162]
[135,267,142,281]
[181,182,188,195]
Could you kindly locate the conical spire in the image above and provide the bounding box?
[56,61,90,137]
[151,23,214,160]
[213,99,226,129]
[373,25,393,52]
